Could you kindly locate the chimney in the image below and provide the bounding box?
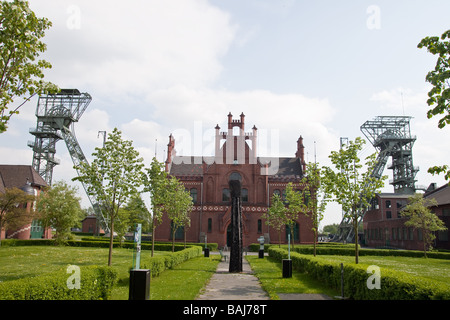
[296,136,306,172]
[165,134,175,172]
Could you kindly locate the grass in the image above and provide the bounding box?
[0,246,221,300]
[315,254,450,286]
[149,255,221,300]
[246,255,340,300]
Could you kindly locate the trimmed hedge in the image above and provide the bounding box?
[139,246,203,277]
[293,246,450,260]
[0,266,117,300]
[268,247,450,300]
[1,239,218,252]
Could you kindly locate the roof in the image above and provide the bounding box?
[424,183,450,206]
[0,165,48,193]
[169,156,204,177]
[168,156,303,178]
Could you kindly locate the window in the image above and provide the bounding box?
[257,219,262,233]
[273,189,281,196]
[190,188,198,203]
[392,228,396,240]
[402,227,407,240]
[443,208,450,216]
[418,229,423,241]
[398,227,401,240]
[229,172,242,181]
[397,200,406,209]
[242,188,248,203]
[386,200,391,208]
[438,230,449,241]
[408,227,414,240]
[286,223,299,241]
[386,211,392,219]
[170,221,184,240]
[208,218,212,233]
[222,188,230,202]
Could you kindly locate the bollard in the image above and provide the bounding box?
[129,269,150,300]
[258,249,264,259]
[282,259,292,278]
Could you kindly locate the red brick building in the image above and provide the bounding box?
[0,165,51,240]
[154,113,314,248]
[363,184,450,250]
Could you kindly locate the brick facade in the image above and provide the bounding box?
[155,113,314,248]
[0,165,51,240]
[363,184,450,250]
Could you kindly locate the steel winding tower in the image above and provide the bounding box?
[28,89,109,232]
[334,116,418,243]
[361,116,418,194]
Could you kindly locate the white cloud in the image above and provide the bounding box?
[33,0,236,96]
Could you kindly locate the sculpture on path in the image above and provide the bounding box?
[229,179,243,273]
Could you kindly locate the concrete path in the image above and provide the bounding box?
[196,252,269,300]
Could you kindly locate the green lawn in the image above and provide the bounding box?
[0,246,221,300]
[315,254,450,286]
[149,255,221,300]
[246,255,340,299]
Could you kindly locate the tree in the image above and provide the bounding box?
[0,187,35,246]
[322,137,386,264]
[73,128,144,266]
[142,157,170,257]
[123,194,151,232]
[302,162,328,256]
[418,29,450,182]
[402,193,447,257]
[36,181,83,245]
[0,0,59,133]
[323,223,339,236]
[165,177,192,252]
[284,182,307,248]
[263,193,287,247]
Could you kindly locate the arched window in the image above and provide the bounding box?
[229,172,242,181]
[190,188,198,203]
[273,189,281,196]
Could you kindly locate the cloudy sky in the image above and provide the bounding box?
[1,0,450,228]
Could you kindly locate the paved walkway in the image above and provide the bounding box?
[196,252,333,300]
[196,252,269,300]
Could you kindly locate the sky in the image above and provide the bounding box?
[1,0,450,229]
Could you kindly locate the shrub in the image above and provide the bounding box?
[0,266,117,300]
[139,246,203,277]
[268,247,450,300]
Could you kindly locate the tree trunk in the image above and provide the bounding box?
[108,217,114,267]
[278,230,281,248]
[354,214,359,264]
[172,228,176,252]
[313,229,317,257]
[151,223,155,257]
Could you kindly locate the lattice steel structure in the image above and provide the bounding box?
[28,89,109,232]
[333,116,418,243]
[361,116,418,194]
